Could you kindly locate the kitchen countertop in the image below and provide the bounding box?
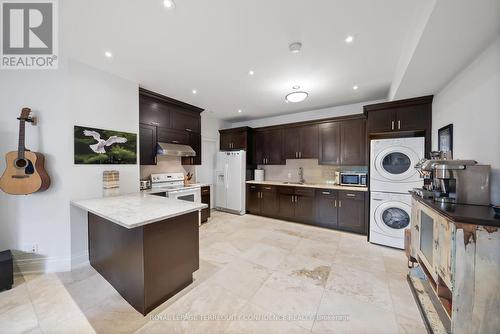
[246,180,368,192]
[71,192,208,229]
[411,193,500,227]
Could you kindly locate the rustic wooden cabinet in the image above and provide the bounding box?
[253,129,284,165]
[200,186,210,223]
[139,124,157,165]
[138,88,203,166]
[284,124,319,159]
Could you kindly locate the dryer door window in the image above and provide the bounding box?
[382,153,411,175]
[382,208,410,229]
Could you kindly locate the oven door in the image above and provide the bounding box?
[168,188,201,203]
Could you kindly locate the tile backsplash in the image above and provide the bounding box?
[140,156,195,181]
[257,159,367,184]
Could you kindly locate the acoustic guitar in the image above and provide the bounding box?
[0,108,50,195]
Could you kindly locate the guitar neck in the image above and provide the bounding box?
[18,119,26,159]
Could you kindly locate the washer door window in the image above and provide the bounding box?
[374,200,411,236]
[375,146,419,181]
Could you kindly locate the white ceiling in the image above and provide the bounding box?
[62,0,431,121]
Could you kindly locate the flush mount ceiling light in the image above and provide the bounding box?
[289,42,302,53]
[104,51,113,58]
[163,0,175,9]
[238,109,242,113]
[353,85,359,90]
[345,35,354,43]
[285,91,308,103]
[192,89,197,94]
[292,85,300,90]
[248,70,254,76]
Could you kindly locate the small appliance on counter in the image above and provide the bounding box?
[140,179,151,190]
[339,172,367,187]
[254,169,265,182]
[414,157,491,205]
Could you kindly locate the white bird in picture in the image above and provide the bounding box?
[83,130,127,154]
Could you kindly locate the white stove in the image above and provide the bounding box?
[150,173,201,202]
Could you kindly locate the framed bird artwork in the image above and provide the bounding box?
[74,126,137,164]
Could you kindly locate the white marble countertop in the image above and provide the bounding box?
[246,180,368,192]
[71,192,208,229]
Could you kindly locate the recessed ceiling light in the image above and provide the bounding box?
[104,51,113,58]
[353,85,359,90]
[285,91,308,103]
[192,89,197,94]
[289,42,302,53]
[345,35,354,43]
[248,70,254,76]
[292,85,300,90]
[163,0,175,9]
[238,109,242,113]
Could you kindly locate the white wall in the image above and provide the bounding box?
[0,59,140,273]
[433,36,500,205]
[229,100,383,128]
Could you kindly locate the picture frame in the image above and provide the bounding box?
[438,124,453,155]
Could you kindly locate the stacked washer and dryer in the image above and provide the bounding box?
[369,137,424,249]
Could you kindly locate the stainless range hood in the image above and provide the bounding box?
[157,142,196,157]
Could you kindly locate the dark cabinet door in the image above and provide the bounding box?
[231,131,247,150]
[181,133,201,165]
[295,195,315,223]
[284,127,300,159]
[139,123,157,165]
[171,110,200,133]
[319,122,341,165]
[220,132,232,151]
[340,119,366,165]
[246,185,261,213]
[253,131,265,164]
[266,129,284,164]
[300,124,319,159]
[366,109,396,133]
[261,189,277,217]
[338,191,366,234]
[395,107,430,131]
[315,190,338,228]
[157,127,189,145]
[278,193,295,220]
[200,186,210,223]
[139,96,171,128]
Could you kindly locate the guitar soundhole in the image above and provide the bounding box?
[14,159,35,174]
[15,159,27,168]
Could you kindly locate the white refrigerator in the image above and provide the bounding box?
[215,151,246,215]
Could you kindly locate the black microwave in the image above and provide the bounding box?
[340,172,367,187]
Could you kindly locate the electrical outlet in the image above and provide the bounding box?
[23,244,38,254]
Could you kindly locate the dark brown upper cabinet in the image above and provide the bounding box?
[139,124,157,165]
[319,122,341,165]
[340,119,366,165]
[318,118,366,166]
[138,88,203,166]
[219,127,252,151]
[365,96,432,133]
[284,124,319,159]
[253,128,284,165]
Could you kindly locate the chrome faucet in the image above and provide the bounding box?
[298,167,305,184]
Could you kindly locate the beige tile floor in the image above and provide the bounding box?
[0,211,426,334]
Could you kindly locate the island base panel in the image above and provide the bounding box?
[88,211,200,315]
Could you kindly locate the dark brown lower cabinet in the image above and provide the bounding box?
[246,184,367,235]
[246,185,277,217]
[315,190,338,228]
[337,191,366,234]
[200,186,210,223]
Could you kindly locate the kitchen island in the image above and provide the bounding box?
[71,193,207,315]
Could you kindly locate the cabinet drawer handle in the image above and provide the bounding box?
[186,128,192,132]
[264,187,272,190]
[250,186,256,189]
[151,121,160,126]
[339,200,342,208]
[391,121,395,130]
[322,191,330,195]
[334,199,337,207]
[398,120,401,130]
[299,152,302,158]
[346,193,356,197]
[172,140,180,144]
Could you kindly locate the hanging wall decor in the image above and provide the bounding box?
[74,126,137,164]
